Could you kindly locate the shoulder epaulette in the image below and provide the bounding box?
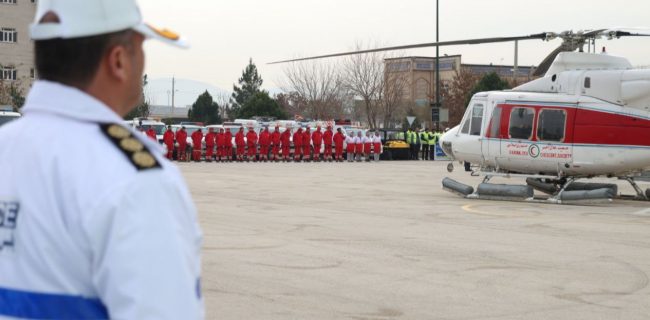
[99,123,161,171]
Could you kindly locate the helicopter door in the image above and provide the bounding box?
[453,101,485,164]
[481,105,503,167]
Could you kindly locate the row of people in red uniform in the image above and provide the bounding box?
[162,125,383,162]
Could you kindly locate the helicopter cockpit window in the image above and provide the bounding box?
[470,104,484,136]
[509,107,535,140]
[537,109,566,142]
[460,111,471,134]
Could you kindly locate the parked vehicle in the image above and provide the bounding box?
[123,118,166,144]
[0,111,20,128]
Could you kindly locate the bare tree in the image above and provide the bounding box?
[342,42,386,129]
[0,78,26,111]
[214,91,232,121]
[442,67,480,126]
[275,91,308,119]
[281,60,347,120]
[379,66,409,128]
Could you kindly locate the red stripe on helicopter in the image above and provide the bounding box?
[490,104,650,147]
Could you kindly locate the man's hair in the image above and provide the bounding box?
[35,30,134,88]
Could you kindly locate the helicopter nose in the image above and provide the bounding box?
[439,126,458,159]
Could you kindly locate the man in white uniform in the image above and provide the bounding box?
[346,132,355,162]
[0,0,203,319]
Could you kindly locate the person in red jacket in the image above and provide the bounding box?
[191,128,203,162]
[224,128,233,162]
[215,128,225,162]
[258,126,271,162]
[333,127,345,162]
[246,126,258,162]
[270,125,281,162]
[323,125,333,162]
[302,127,312,162]
[281,127,292,162]
[146,127,157,141]
[175,127,188,161]
[204,127,216,162]
[292,128,303,162]
[311,126,323,162]
[235,127,246,162]
[163,126,175,160]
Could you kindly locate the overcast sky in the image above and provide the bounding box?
[139,0,650,94]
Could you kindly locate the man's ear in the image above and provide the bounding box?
[105,45,129,83]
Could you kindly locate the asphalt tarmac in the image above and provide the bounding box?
[179,161,650,320]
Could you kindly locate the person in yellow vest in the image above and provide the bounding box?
[427,128,436,160]
[432,130,443,160]
[420,129,430,160]
[406,128,415,160]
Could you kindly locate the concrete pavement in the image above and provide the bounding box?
[179,161,650,320]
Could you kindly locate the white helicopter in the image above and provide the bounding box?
[271,28,650,203]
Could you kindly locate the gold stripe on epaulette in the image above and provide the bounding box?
[107,124,131,139]
[120,138,144,153]
[132,151,157,168]
[100,123,161,171]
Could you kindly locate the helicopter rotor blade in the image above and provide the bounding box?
[268,33,549,64]
[604,30,650,39]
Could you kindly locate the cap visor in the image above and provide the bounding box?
[133,23,189,48]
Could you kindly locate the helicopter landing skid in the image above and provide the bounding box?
[442,173,618,205]
[619,177,650,201]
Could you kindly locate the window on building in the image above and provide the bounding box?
[1,67,17,81]
[1,28,17,43]
[509,107,535,140]
[470,104,484,136]
[414,61,433,70]
[387,61,410,72]
[30,68,35,79]
[537,109,566,142]
[0,0,17,4]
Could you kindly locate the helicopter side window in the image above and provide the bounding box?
[470,104,484,136]
[509,107,535,140]
[537,109,566,142]
[487,107,502,138]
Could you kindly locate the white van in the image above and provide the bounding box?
[0,110,20,128]
[234,119,260,129]
[123,118,166,144]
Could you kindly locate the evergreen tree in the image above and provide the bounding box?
[230,58,263,117]
[466,72,510,106]
[125,74,150,120]
[237,91,288,119]
[188,91,222,124]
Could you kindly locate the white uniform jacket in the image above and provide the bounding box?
[0,81,204,319]
[372,136,383,153]
[345,136,355,149]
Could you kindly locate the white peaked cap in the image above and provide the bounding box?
[31,0,189,48]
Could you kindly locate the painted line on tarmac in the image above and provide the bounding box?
[461,204,490,215]
[631,208,650,216]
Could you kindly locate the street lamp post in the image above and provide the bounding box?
[433,0,441,130]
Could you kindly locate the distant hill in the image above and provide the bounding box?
[145,78,230,107]
[145,77,285,108]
